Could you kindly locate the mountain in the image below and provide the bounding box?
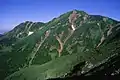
[5,21,45,38]
[0,21,45,46]
[0,10,120,80]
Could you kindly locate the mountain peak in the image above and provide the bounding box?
[70,9,88,14]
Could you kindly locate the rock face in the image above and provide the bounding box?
[0,10,120,80]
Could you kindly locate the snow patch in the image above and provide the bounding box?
[28,31,34,36]
[12,44,15,46]
[97,23,100,26]
[71,24,75,30]
[19,32,22,35]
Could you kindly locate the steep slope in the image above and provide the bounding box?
[0,10,120,80]
[48,49,120,80]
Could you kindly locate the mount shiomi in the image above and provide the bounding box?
[0,10,120,80]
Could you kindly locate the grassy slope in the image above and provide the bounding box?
[5,37,120,80]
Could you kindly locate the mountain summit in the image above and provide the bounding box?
[0,10,120,80]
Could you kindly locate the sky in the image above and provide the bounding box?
[0,0,120,34]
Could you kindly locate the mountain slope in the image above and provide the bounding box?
[48,53,120,80]
[0,10,120,80]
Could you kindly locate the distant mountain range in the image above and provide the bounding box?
[0,10,120,80]
[0,34,3,37]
